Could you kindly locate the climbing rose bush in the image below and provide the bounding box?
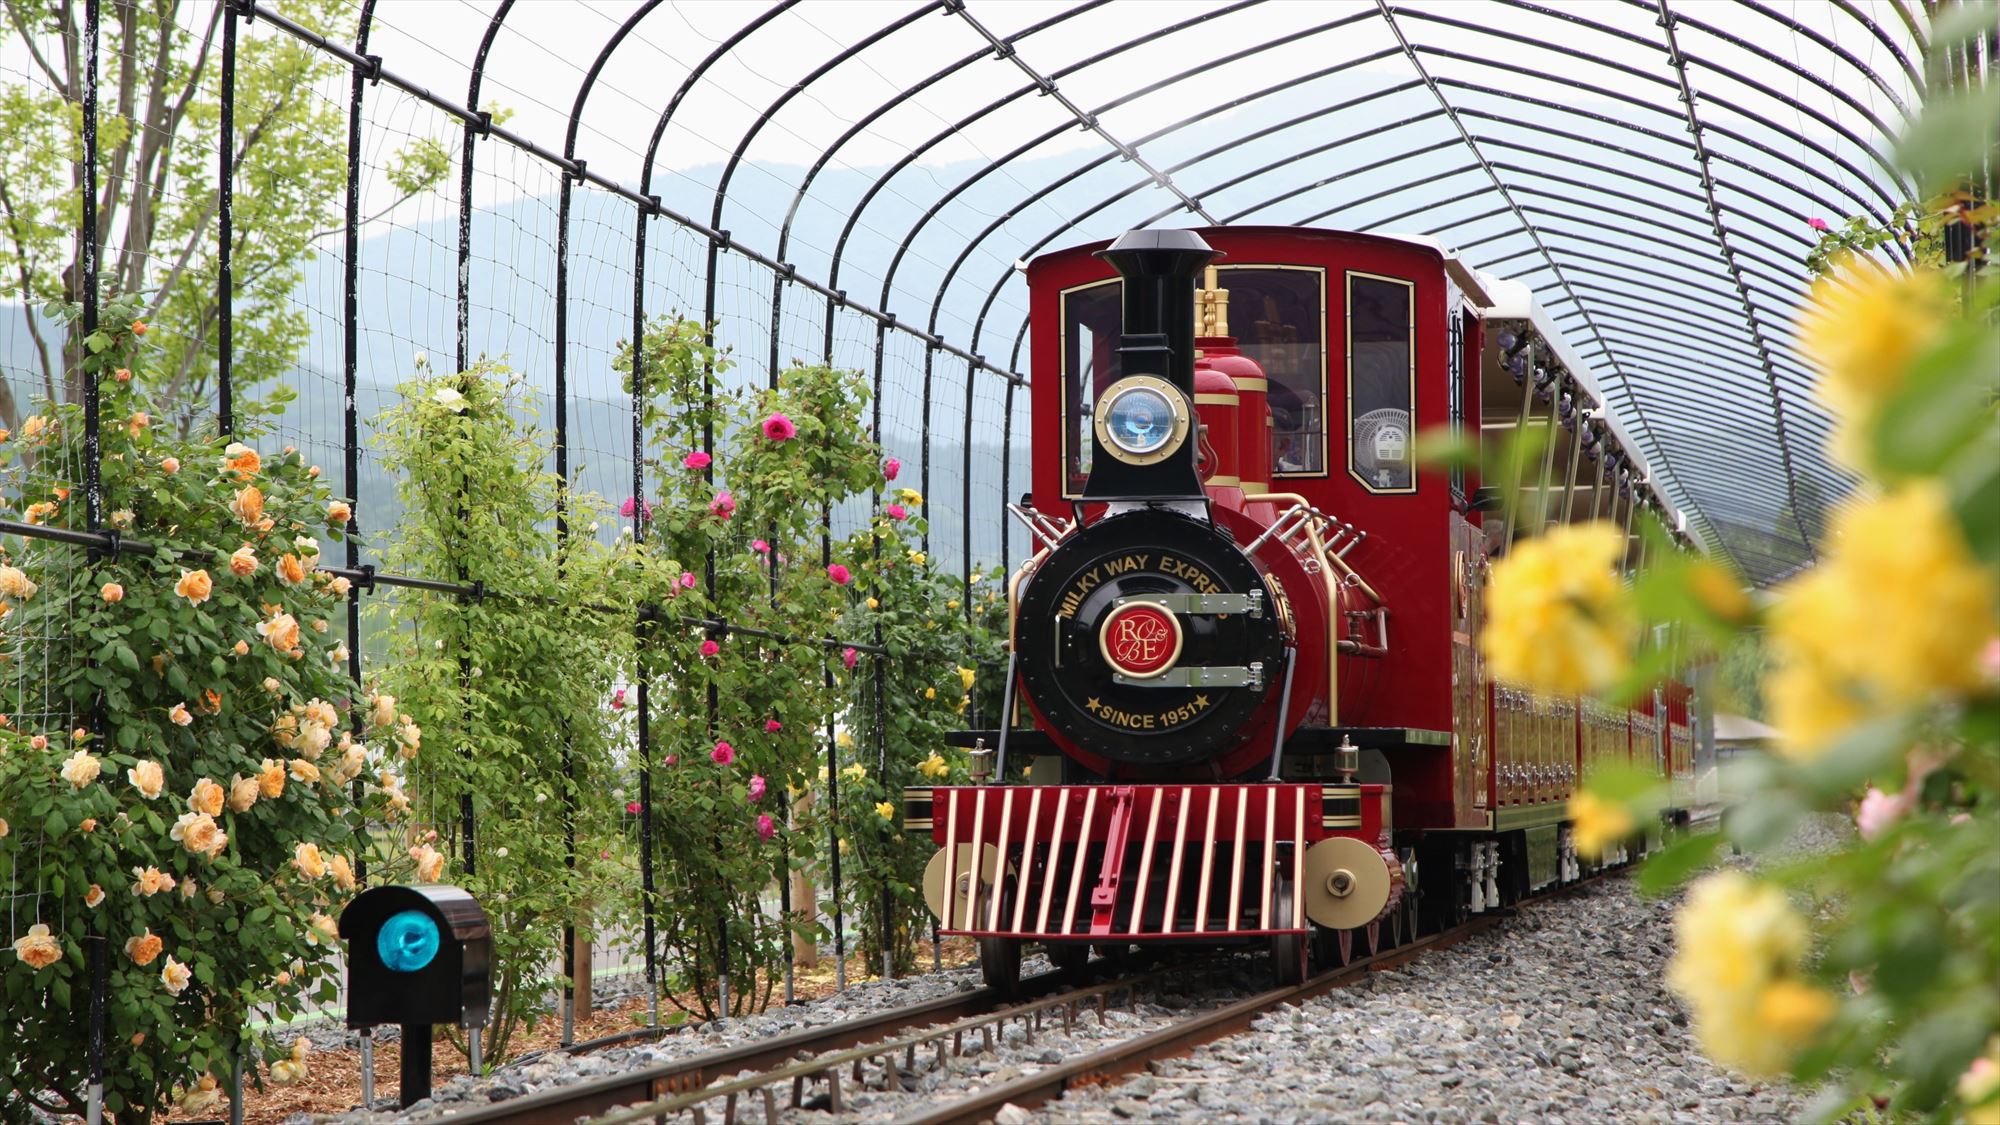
[1496,41,2000,1115]
[0,297,417,1119]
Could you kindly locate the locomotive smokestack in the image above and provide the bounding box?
[1084,229,1219,501]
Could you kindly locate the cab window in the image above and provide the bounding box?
[1222,266,1327,477]
[1347,272,1415,492]
[1060,280,1122,495]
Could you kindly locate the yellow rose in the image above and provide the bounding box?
[289,758,321,784]
[924,686,936,700]
[188,778,224,817]
[130,866,176,897]
[896,488,923,506]
[1798,256,1946,469]
[276,553,306,587]
[1766,484,1997,758]
[1481,522,1635,697]
[917,752,950,780]
[908,551,926,567]
[1566,791,1633,859]
[228,544,259,577]
[1667,871,1824,1076]
[292,842,327,880]
[1685,559,1752,625]
[60,749,101,789]
[866,597,880,610]
[957,666,976,692]
[174,568,213,606]
[327,500,352,525]
[160,955,192,995]
[329,853,356,891]
[84,884,104,908]
[126,759,164,800]
[13,924,62,970]
[167,703,193,727]
[125,929,163,966]
[875,800,896,821]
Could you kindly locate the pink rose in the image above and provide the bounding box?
[1855,786,1909,841]
[663,755,678,766]
[680,571,697,589]
[842,647,858,671]
[709,491,736,520]
[611,687,626,710]
[756,814,776,841]
[626,800,642,814]
[827,563,851,586]
[619,496,655,520]
[765,719,783,733]
[752,539,770,554]
[883,457,900,481]
[748,774,767,801]
[683,451,712,470]
[700,639,721,657]
[1807,217,1830,231]
[761,413,797,442]
[886,503,908,521]
[711,741,735,765]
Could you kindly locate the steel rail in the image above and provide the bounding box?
[418,967,1119,1125]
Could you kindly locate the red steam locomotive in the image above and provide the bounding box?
[905,226,1696,986]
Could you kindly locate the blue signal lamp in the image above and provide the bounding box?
[377,909,442,972]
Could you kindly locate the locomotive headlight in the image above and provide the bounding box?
[1094,375,1189,466]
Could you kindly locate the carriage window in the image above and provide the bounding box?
[1348,273,1415,493]
[1061,281,1123,495]
[1222,267,1326,477]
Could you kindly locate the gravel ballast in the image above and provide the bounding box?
[315,816,1851,1123]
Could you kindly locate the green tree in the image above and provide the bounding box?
[0,0,447,433]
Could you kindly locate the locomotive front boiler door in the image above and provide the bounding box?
[1015,508,1286,768]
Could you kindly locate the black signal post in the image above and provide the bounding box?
[339,885,491,1107]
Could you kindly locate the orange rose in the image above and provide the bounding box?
[125,412,148,439]
[200,689,221,714]
[100,582,124,603]
[129,866,175,897]
[159,456,179,474]
[227,774,259,812]
[129,319,147,336]
[174,569,213,606]
[113,367,132,383]
[230,485,264,529]
[327,501,352,525]
[188,778,224,817]
[124,930,164,966]
[276,554,306,587]
[228,544,258,577]
[256,612,301,656]
[257,758,286,798]
[170,812,226,859]
[222,442,261,478]
[167,703,192,727]
[13,925,61,970]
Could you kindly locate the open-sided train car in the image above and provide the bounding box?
[904,226,1699,986]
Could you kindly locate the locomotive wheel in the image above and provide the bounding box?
[1047,941,1091,982]
[979,936,1022,996]
[1269,876,1309,986]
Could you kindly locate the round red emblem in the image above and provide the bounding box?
[1097,602,1183,679]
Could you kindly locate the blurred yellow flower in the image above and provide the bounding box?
[271,1037,311,1084]
[160,955,192,995]
[1767,484,1997,758]
[126,759,164,800]
[1481,522,1634,697]
[917,752,950,779]
[874,800,896,821]
[1667,871,1824,1076]
[188,778,224,817]
[836,731,856,750]
[60,750,101,789]
[909,551,926,567]
[292,842,327,880]
[957,666,976,692]
[1798,256,1946,469]
[896,488,923,507]
[1685,560,1752,625]
[841,762,867,781]
[924,686,936,700]
[1566,791,1632,859]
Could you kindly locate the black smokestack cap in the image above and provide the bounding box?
[1082,229,1218,502]
[1094,228,1218,395]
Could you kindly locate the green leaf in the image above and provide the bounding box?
[1635,830,1724,896]
[1869,324,2000,477]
